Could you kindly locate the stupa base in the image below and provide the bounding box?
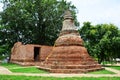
[38,46,104,73]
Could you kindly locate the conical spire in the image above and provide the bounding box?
[64,10,73,20]
[55,10,82,46]
[61,10,77,31]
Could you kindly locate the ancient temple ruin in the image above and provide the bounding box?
[10,42,52,66]
[38,10,103,73]
[10,10,103,73]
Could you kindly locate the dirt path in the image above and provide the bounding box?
[0,66,12,74]
[1,72,120,77]
[105,67,120,74]
[0,66,120,77]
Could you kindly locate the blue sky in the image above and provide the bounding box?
[66,0,120,28]
[0,0,120,28]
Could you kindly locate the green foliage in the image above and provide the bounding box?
[0,0,79,45]
[79,22,120,63]
[101,61,117,65]
[0,0,79,58]
[0,44,10,60]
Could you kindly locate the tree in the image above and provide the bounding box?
[111,30,120,58]
[79,22,120,64]
[0,0,79,58]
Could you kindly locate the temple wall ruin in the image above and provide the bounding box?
[10,42,52,65]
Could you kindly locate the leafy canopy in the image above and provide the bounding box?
[0,0,79,58]
[79,22,120,63]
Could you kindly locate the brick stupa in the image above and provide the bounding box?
[39,10,103,73]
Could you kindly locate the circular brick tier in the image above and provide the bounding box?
[55,29,83,46]
[45,46,98,65]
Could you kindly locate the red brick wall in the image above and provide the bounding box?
[40,46,53,61]
[10,42,52,62]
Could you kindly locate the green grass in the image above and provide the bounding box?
[107,66,120,71]
[101,61,117,65]
[0,63,21,68]
[9,67,47,73]
[0,75,120,80]
[0,63,118,74]
[0,63,47,73]
[88,69,115,74]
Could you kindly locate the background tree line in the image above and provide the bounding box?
[0,0,120,64]
[79,22,120,63]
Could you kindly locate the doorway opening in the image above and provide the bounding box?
[34,47,40,61]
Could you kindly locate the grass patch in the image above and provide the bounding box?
[0,75,120,80]
[101,61,117,65]
[10,67,47,73]
[88,69,115,74]
[0,63,21,68]
[107,66,120,71]
[0,63,47,73]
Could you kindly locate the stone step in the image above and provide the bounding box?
[46,59,96,62]
[47,58,94,61]
[50,69,86,73]
[50,55,90,58]
[45,61,98,65]
[37,66,51,72]
[86,67,105,72]
[50,54,89,57]
[51,64,102,69]
[47,57,95,61]
[11,61,35,66]
[49,67,104,73]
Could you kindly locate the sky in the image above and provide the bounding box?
[0,2,3,12]
[0,0,120,28]
[66,0,120,28]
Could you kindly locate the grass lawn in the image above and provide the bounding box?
[0,63,21,68]
[0,75,120,80]
[0,63,117,74]
[87,69,115,74]
[107,66,120,71]
[9,67,47,73]
[0,63,47,73]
